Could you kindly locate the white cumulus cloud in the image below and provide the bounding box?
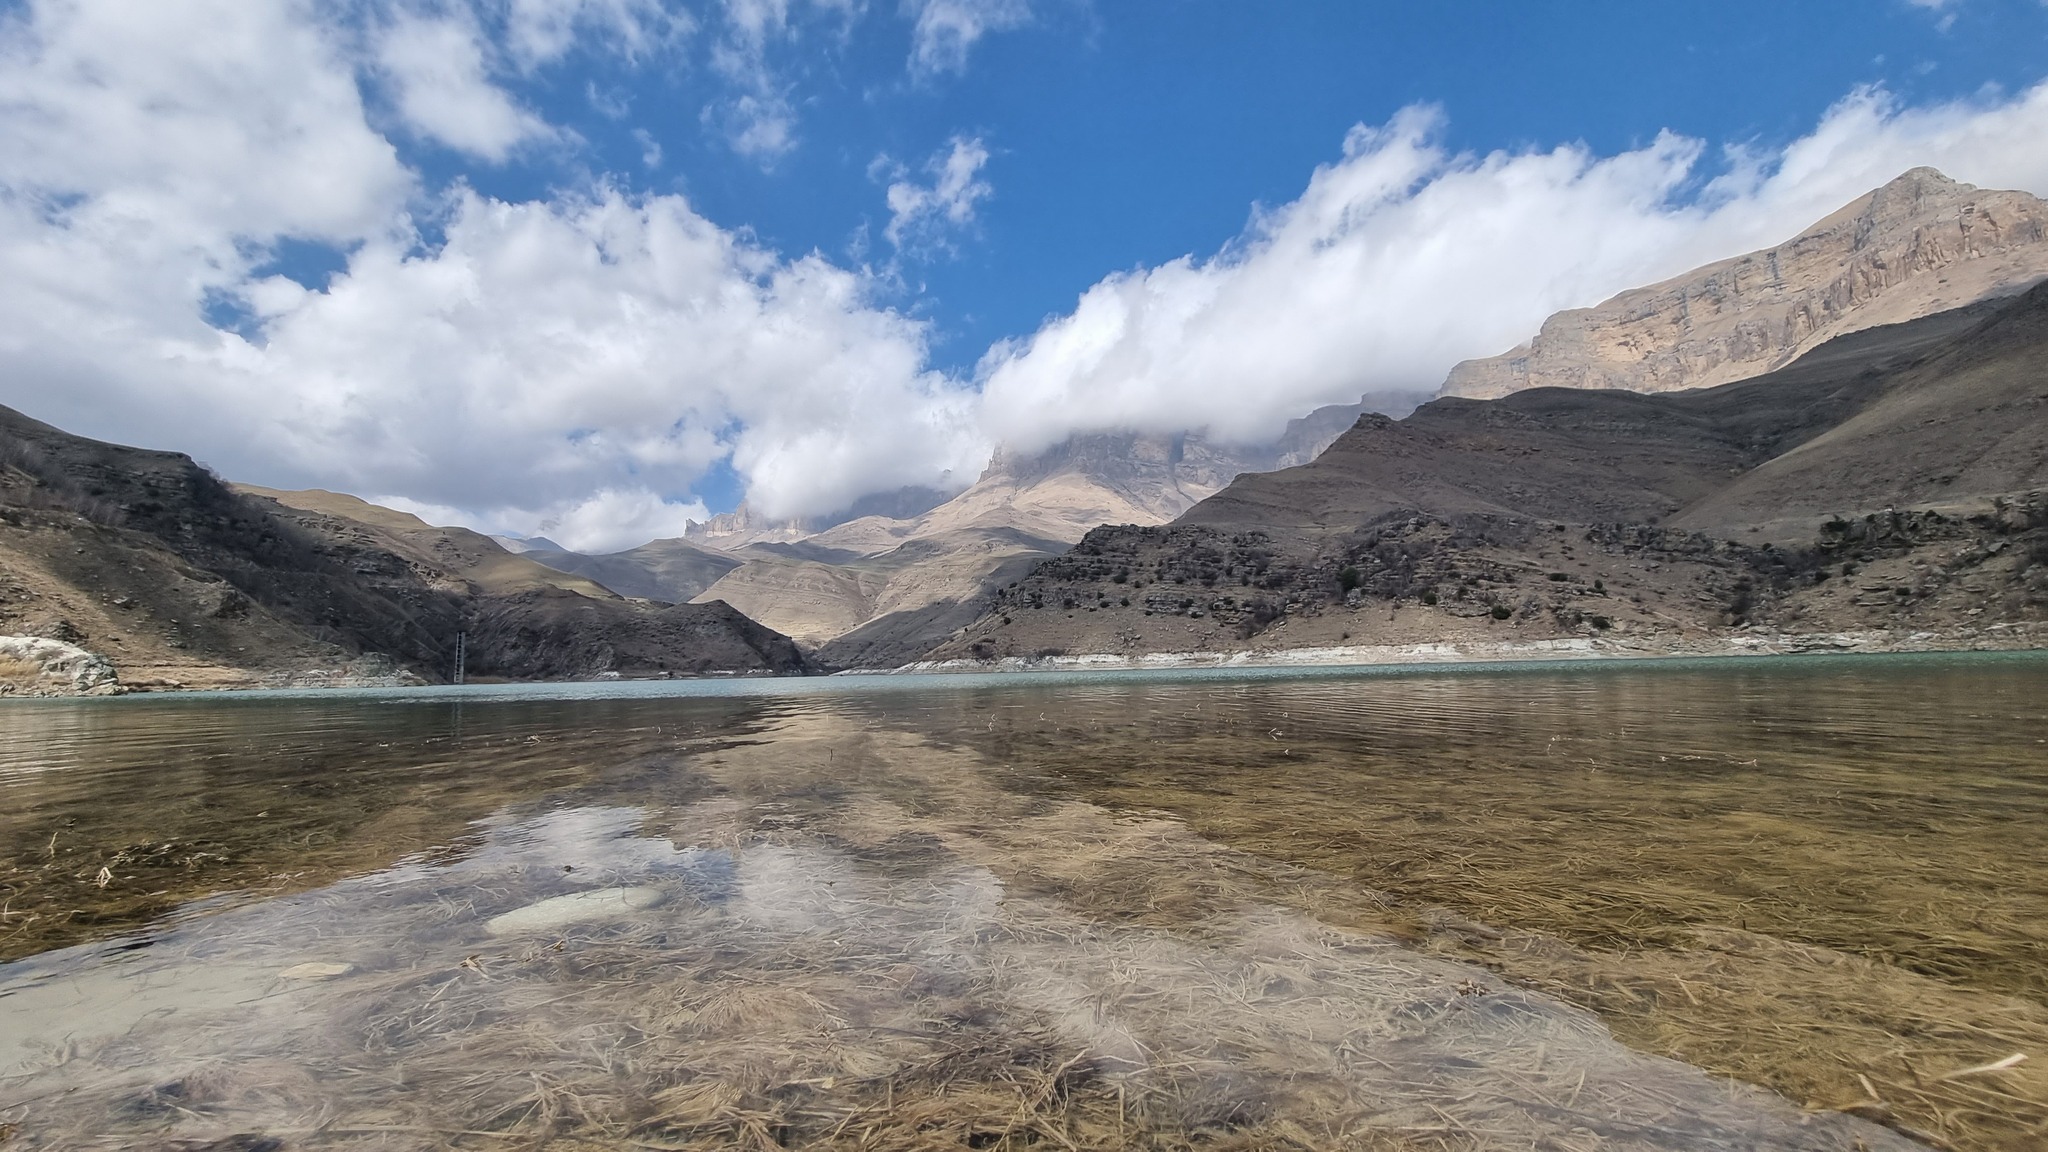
[373,9,554,161]
[976,82,2048,456]
[0,0,981,544]
[882,135,993,253]
[903,0,1028,77]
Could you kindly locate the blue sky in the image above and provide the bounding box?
[431,0,2048,372]
[4,0,2048,548]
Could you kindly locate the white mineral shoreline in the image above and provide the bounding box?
[854,623,2048,676]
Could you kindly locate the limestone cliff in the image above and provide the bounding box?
[1441,168,2048,399]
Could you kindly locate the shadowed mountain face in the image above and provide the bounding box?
[1185,295,2017,537]
[1670,286,2048,537]
[925,287,2048,665]
[0,409,807,690]
[1443,168,2048,400]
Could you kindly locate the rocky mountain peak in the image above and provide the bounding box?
[1441,168,2048,400]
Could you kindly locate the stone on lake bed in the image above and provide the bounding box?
[485,886,667,936]
[279,962,354,979]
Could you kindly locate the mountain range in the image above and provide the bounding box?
[3,166,2045,693]
[517,392,1419,666]
[0,420,805,693]
[522,167,2048,667]
[927,281,2048,665]
[1443,168,2048,399]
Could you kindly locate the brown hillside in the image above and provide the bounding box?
[0,407,807,690]
[1443,168,2048,399]
[924,290,2048,666]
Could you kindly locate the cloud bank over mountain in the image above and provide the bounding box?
[977,83,2048,455]
[1,0,2046,550]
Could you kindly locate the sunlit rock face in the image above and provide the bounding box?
[1442,168,2048,399]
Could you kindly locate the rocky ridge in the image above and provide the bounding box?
[1443,168,2048,399]
[0,408,809,691]
[924,286,2048,668]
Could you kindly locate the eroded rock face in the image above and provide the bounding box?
[0,635,119,696]
[1442,168,2048,399]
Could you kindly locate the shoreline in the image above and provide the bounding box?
[5,624,2044,698]
[858,623,2048,676]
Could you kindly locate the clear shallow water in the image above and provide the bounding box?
[1,655,2045,1150]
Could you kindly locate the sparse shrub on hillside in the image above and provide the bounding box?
[1237,597,1284,639]
[1727,578,1755,623]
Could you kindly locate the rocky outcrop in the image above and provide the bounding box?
[0,635,119,696]
[1442,168,2048,399]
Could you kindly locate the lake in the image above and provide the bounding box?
[3,654,2046,1151]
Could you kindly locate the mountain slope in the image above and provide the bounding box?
[686,526,1060,651]
[1186,299,2005,537]
[1672,285,2048,536]
[1442,168,2048,399]
[806,395,1410,557]
[0,407,807,691]
[924,290,2048,666]
[521,536,742,603]
[240,488,619,598]
[674,394,1418,661]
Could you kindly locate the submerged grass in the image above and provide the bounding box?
[3,724,1911,1151]
[4,660,2045,1150]
[0,700,769,962]
[914,668,2048,1150]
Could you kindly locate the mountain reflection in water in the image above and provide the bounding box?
[2,655,2045,1151]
